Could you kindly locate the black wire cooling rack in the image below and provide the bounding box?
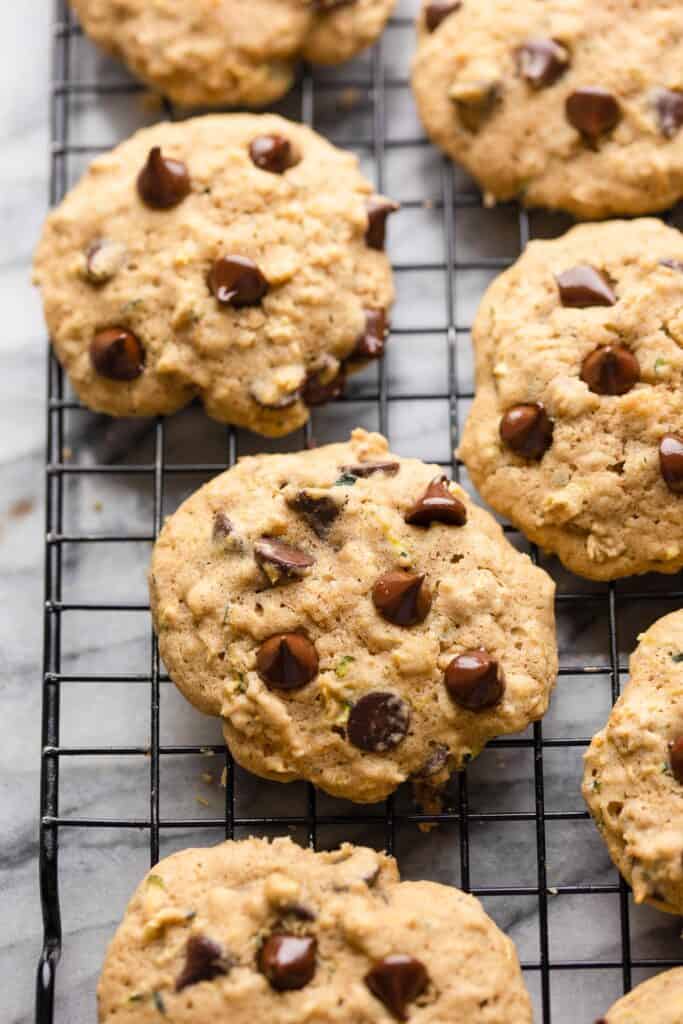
[38,2,683,1022]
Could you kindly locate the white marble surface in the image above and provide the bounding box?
[3,3,683,1023]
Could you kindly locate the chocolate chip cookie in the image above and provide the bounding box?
[413,0,683,218]
[583,610,683,916]
[150,429,557,804]
[33,114,396,436]
[70,0,396,108]
[596,968,683,1024]
[98,836,533,1023]
[459,218,683,581]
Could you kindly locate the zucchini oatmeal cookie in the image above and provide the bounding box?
[459,218,683,581]
[412,0,683,218]
[70,0,396,109]
[98,837,533,1023]
[33,114,396,437]
[596,968,683,1024]
[150,429,557,804]
[583,610,683,917]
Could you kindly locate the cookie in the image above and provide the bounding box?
[596,968,683,1023]
[97,836,533,1023]
[459,218,683,582]
[583,610,683,916]
[70,0,396,109]
[150,429,557,804]
[33,114,396,437]
[412,0,683,218]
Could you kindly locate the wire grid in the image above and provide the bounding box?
[38,2,683,1022]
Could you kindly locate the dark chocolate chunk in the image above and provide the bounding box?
[175,935,229,992]
[137,147,191,209]
[670,735,683,784]
[347,692,410,753]
[425,0,462,31]
[209,256,268,308]
[580,345,639,396]
[365,955,429,1021]
[366,197,400,250]
[212,511,234,540]
[659,434,683,494]
[565,87,620,141]
[287,491,342,538]
[413,744,450,778]
[352,308,389,361]
[256,633,319,691]
[499,403,553,460]
[372,572,432,627]
[654,88,683,138]
[249,134,299,173]
[556,265,616,307]
[445,650,505,710]
[404,475,467,527]
[516,38,569,89]
[90,327,145,381]
[258,934,317,991]
[254,537,315,584]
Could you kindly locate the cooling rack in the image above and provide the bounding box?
[37,2,683,1021]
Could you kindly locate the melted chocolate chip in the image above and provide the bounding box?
[137,147,191,209]
[425,0,462,31]
[659,434,683,494]
[580,345,640,396]
[414,743,450,778]
[352,309,389,361]
[338,461,400,478]
[556,266,616,307]
[565,87,621,141]
[499,403,553,460]
[670,736,683,784]
[516,38,569,89]
[254,537,315,584]
[209,256,268,308]
[372,572,432,627]
[365,955,429,1021]
[175,935,229,992]
[249,134,299,173]
[287,491,342,538]
[347,692,410,752]
[258,934,317,991]
[366,197,400,250]
[654,88,683,138]
[445,650,505,710]
[212,511,234,540]
[404,475,467,527]
[256,633,319,690]
[90,328,145,381]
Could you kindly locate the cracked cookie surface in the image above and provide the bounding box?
[150,429,557,804]
[33,115,395,437]
[583,610,683,916]
[98,836,533,1023]
[412,0,683,218]
[459,219,683,581]
[70,0,396,108]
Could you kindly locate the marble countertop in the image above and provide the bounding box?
[3,3,682,1023]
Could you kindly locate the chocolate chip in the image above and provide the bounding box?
[347,692,410,752]
[516,38,569,89]
[366,197,400,251]
[302,367,346,406]
[137,147,191,209]
[580,345,639,396]
[670,736,683,784]
[209,256,268,308]
[556,266,616,307]
[213,511,234,540]
[338,461,400,478]
[258,934,317,991]
[566,87,620,141]
[254,537,315,584]
[413,744,450,779]
[365,955,429,1021]
[351,309,389,361]
[660,258,683,272]
[175,935,230,992]
[90,328,145,381]
[404,475,467,527]
[372,572,432,627]
[499,403,553,460]
[249,134,299,174]
[256,633,319,690]
[445,650,505,710]
[85,238,126,284]
[425,0,461,31]
[659,434,683,494]
[654,88,683,138]
[287,491,342,538]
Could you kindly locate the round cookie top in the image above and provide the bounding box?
[597,968,683,1023]
[150,429,557,804]
[33,115,395,437]
[70,0,396,108]
[459,218,683,581]
[98,836,533,1023]
[412,0,683,218]
[583,610,683,916]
